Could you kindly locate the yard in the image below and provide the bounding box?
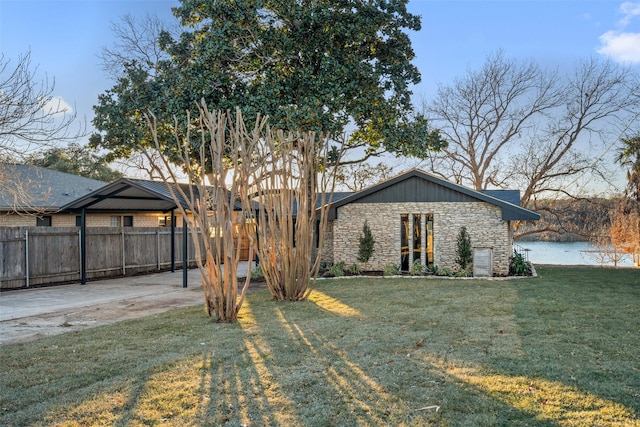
[1,266,639,426]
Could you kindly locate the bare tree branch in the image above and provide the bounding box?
[0,51,85,157]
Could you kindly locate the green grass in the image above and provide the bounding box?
[1,266,639,426]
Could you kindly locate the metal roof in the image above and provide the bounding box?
[61,177,250,213]
[0,164,107,212]
[480,189,522,206]
[326,169,540,221]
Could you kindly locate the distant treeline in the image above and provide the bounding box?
[517,198,616,242]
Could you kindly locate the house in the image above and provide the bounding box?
[0,164,107,226]
[1,173,254,288]
[0,165,200,229]
[321,169,540,276]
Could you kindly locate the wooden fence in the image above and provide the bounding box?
[0,227,202,290]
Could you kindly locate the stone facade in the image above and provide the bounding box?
[327,201,512,276]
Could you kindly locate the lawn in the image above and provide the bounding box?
[1,266,639,426]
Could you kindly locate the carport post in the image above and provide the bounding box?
[182,217,188,288]
[170,209,175,272]
[81,207,87,285]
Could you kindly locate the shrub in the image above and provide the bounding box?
[358,221,376,263]
[455,226,473,270]
[410,259,426,275]
[509,250,532,276]
[455,268,472,278]
[250,264,264,280]
[329,261,345,277]
[348,263,362,275]
[320,261,333,270]
[383,264,400,276]
[436,267,453,277]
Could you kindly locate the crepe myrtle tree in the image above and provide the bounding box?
[143,105,263,322]
[250,127,343,301]
[143,103,343,318]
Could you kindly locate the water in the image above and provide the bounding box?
[516,241,634,267]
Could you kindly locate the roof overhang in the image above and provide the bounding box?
[61,178,187,213]
[325,169,540,221]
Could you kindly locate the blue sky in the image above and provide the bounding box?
[1,0,639,189]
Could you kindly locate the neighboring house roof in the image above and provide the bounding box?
[480,189,522,206]
[316,192,353,209]
[326,169,540,221]
[61,177,252,213]
[0,164,107,212]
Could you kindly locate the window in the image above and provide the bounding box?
[400,213,434,271]
[36,215,52,227]
[413,214,421,263]
[158,216,173,227]
[426,214,434,267]
[110,215,133,227]
[75,216,82,227]
[400,214,410,271]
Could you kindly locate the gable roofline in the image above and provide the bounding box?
[326,168,540,221]
[61,177,253,213]
[61,178,188,212]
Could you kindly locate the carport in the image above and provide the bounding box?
[61,178,193,287]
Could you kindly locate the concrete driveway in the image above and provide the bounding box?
[0,263,252,345]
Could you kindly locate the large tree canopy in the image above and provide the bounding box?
[25,143,123,182]
[91,0,445,165]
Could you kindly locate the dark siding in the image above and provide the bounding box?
[351,176,477,204]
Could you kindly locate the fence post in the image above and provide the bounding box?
[78,229,82,281]
[81,208,87,284]
[156,228,160,270]
[122,228,126,276]
[183,218,188,288]
[170,209,175,272]
[24,229,29,288]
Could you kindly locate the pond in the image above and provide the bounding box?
[515,241,634,267]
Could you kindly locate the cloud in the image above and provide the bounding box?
[619,2,640,26]
[39,96,73,116]
[597,31,640,63]
[596,2,640,63]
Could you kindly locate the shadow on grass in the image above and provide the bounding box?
[2,266,638,426]
[187,288,565,426]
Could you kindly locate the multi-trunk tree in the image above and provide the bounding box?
[143,106,261,321]
[144,104,342,320]
[250,129,341,301]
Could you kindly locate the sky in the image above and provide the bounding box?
[1,0,640,191]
